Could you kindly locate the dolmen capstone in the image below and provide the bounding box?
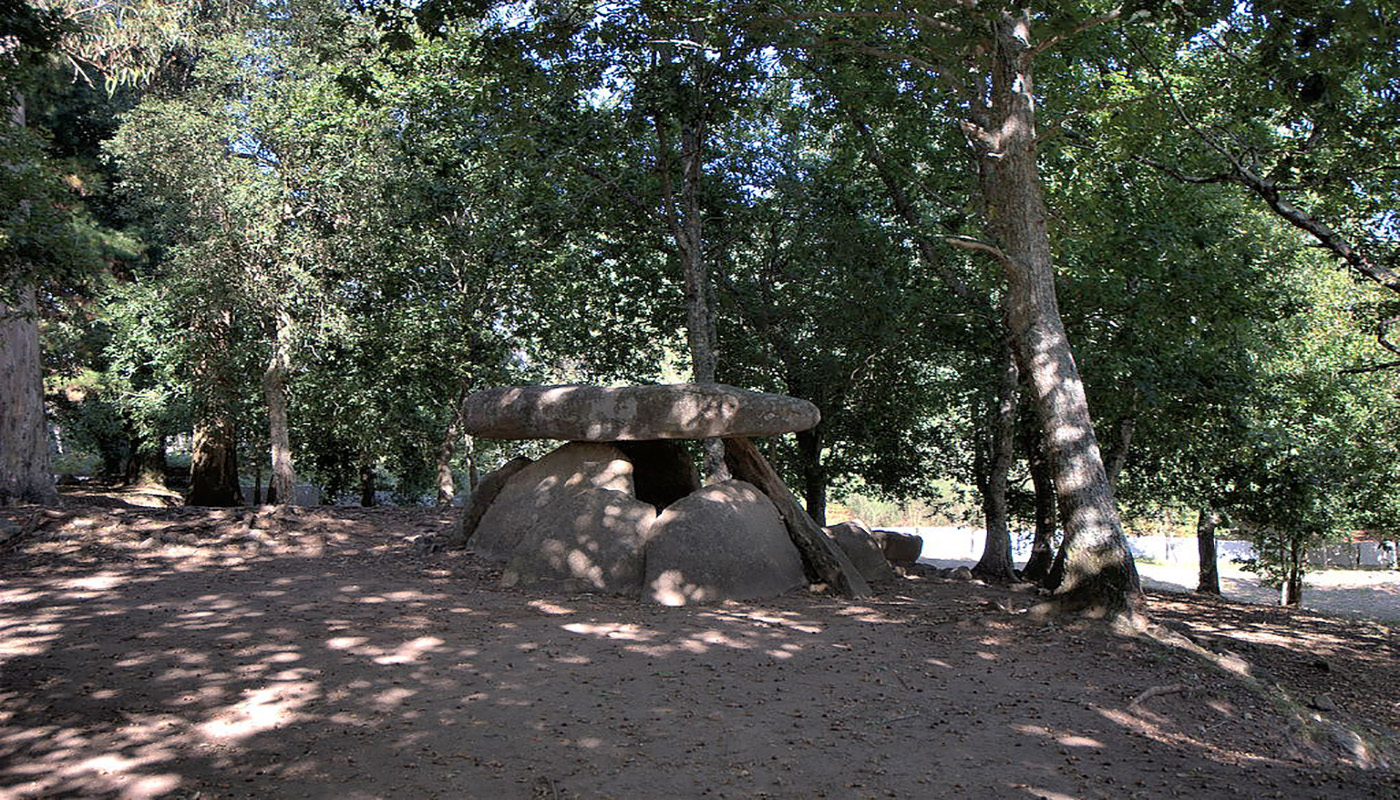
[451,383,879,605]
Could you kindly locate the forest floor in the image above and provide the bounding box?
[2,499,1399,799]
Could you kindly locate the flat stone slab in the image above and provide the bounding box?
[463,383,819,441]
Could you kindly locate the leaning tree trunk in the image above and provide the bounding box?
[972,10,1140,616]
[723,436,870,599]
[1019,419,1057,584]
[973,337,1020,583]
[0,285,56,506]
[1196,507,1222,595]
[795,427,827,527]
[187,415,242,506]
[263,311,295,506]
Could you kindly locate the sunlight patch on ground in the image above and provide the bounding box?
[198,681,317,741]
[1012,724,1104,749]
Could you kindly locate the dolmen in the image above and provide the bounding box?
[449,383,878,605]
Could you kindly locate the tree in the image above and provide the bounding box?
[757,5,1144,614]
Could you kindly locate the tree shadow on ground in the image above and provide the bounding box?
[1,506,1396,799]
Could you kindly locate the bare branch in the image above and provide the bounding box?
[946,236,1011,264]
[1029,7,1125,58]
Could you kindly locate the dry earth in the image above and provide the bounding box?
[2,498,1399,800]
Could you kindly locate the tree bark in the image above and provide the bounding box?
[722,436,870,599]
[359,462,376,507]
[795,427,826,527]
[0,285,57,506]
[659,114,728,482]
[1,93,56,506]
[1195,507,1221,595]
[263,310,295,506]
[1104,416,1135,489]
[435,385,469,508]
[187,415,242,506]
[1020,418,1057,584]
[124,431,167,489]
[973,337,1020,583]
[973,11,1140,616]
[1281,538,1303,606]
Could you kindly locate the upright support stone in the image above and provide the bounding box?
[722,436,871,599]
[446,456,532,549]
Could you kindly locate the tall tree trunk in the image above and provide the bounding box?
[795,427,826,527]
[1196,507,1221,595]
[466,434,479,490]
[1020,418,1057,583]
[359,462,376,507]
[263,311,295,506]
[1,95,55,506]
[974,337,1020,582]
[972,10,1140,616]
[187,416,241,506]
[660,116,728,482]
[0,285,56,506]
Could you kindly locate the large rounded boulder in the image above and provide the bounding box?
[500,488,657,595]
[826,520,897,584]
[471,442,635,561]
[643,480,806,606]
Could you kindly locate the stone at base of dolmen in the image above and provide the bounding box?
[447,455,533,548]
[500,487,657,595]
[873,529,923,566]
[825,520,897,583]
[644,480,806,606]
[471,442,635,561]
[463,383,820,441]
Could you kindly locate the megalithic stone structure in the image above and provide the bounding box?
[456,383,876,603]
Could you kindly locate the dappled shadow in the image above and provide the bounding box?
[1148,590,1400,734]
[2,506,1397,799]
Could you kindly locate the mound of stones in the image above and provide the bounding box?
[451,383,881,605]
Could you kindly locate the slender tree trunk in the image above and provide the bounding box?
[1104,416,1136,489]
[1281,539,1303,606]
[466,434,479,490]
[0,284,56,506]
[359,462,376,507]
[124,431,167,488]
[252,463,262,505]
[187,416,241,506]
[660,115,728,482]
[974,337,1020,582]
[1020,419,1057,583]
[436,385,469,508]
[973,11,1140,616]
[795,427,826,527]
[1195,507,1222,595]
[263,311,295,506]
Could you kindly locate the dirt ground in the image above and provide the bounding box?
[2,500,1399,799]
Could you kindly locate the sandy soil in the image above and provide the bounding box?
[2,501,1399,799]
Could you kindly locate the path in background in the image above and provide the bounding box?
[907,526,1400,624]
